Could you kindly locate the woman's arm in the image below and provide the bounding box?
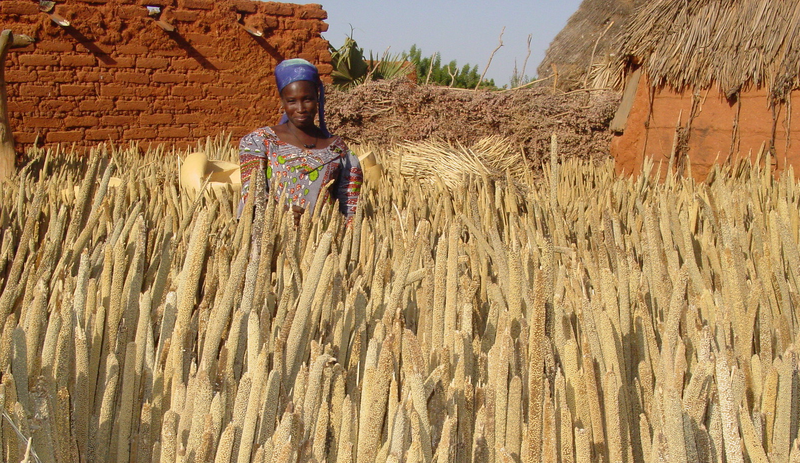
[334,146,363,221]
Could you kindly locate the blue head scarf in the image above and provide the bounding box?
[275,58,330,137]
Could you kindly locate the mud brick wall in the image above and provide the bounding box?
[611,74,800,181]
[1,0,331,152]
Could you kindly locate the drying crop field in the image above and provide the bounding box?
[0,138,799,463]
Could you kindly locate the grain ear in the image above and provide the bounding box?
[3,140,795,463]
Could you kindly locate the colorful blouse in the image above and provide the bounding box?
[239,126,362,219]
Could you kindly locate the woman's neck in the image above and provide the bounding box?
[273,123,335,149]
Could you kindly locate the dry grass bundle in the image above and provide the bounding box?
[0,137,798,462]
[376,136,534,190]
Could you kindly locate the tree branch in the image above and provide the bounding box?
[475,26,504,90]
[424,52,437,86]
[447,65,458,88]
[520,34,532,81]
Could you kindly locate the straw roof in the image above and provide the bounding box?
[616,0,800,97]
[537,0,646,90]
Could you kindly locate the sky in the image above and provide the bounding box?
[312,0,584,87]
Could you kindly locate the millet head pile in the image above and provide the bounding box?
[0,137,798,462]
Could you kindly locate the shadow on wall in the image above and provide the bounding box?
[64,19,219,70]
[165,31,217,71]
[64,27,116,66]
[250,35,283,62]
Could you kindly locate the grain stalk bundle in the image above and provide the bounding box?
[0,140,797,462]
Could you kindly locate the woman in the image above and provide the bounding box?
[239,59,362,224]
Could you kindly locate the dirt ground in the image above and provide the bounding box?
[324,79,620,167]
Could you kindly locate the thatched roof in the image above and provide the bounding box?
[616,0,800,97]
[537,0,647,90]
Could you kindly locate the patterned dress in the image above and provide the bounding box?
[239,126,362,219]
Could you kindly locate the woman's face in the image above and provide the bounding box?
[280,81,318,129]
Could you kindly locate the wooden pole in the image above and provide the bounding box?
[0,30,34,182]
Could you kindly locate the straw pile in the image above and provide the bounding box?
[358,136,534,190]
[616,0,800,96]
[1,137,799,462]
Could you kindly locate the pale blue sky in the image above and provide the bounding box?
[313,0,584,87]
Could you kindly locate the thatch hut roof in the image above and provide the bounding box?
[537,0,646,90]
[616,0,800,97]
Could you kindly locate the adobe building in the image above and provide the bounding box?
[609,0,800,180]
[0,0,332,151]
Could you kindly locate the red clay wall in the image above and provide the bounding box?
[1,0,331,152]
[611,75,800,180]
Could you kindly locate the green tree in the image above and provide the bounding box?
[406,45,496,89]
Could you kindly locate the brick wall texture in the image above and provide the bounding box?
[1,0,332,151]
